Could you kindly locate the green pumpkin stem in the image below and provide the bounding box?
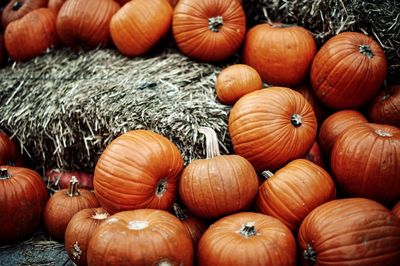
[239,222,257,237]
[291,113,303,127]
[173,203,189,221]
[0,168,10,179]
[359,45,374,59]
[303,244,317,265]
[67,176,80,197]
[208,16,224,32]
[261,170,274,180]
[198,127,220,159]
[12,1,22,11]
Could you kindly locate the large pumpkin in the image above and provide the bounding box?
[56,0,119,50]
[198,212,296,266]
[243,23,317,86]
[173,0,246,62]
[1,0,48,29]
[256,159,335,232]
[229,87,317,171]
[298,198,400,265]
[0,166,48,244]
[110,0,172,57]
[179,127,259,218]
[368,85,400,128]
[94,130,184,214]
[87,209,193,265]
[318,110,367,156]
[0,131,23,166]
[311,32,387,109]
[5,8,58,61]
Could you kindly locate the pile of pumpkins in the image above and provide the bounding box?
[1,0,400,265]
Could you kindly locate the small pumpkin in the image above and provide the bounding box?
[331,123,400,204]
[311,32,387,109]
[110,0,172,57]
[173,0,246,62]
[198,212,297,266]
[45,168,93,193]
[294,83,329,123]
[243,23,317,86]
[94,130,184,214]
[87,209,193,265]
[256,159,335,232]
[229,87,317,171]
[179,127,259,218]
[56,0,119,50]
[304,141,326,168]
[1,0,48,30]
[5,7,58,61]
[44,176,99,240]
[65,207,109,266]
[0,131,24,166]
[393,201,400,219]
[298,198,400,265]
[47,0,65,13]
[368,85,400,128]
[0,166,48,244]
[215,64,263,105]
[318,110,367,156]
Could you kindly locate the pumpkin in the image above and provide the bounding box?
[110,0,172,57]
[318,110,367,156]
[368,85,400,128]
[294,83,329,123]
[311,32,387,109]
[1,0,48,30]
[256,159,335,232]
[94,130,184,214]
[56,0,119,50]
[87,209,193,265]
[298,198,400,265]
[45,168,93,193]
[331,123,400,204]
[44,176,99,240]
[173,0,246,62]
[198,212,296,266]
[173,203,208,246]
[304,141,326,168]
[65,207,109,266]
[47,0,65,13]
[0,131,23,166]
[393,201,400,219]
[215,64,263,105]
[243,23,317,86]
[179,127,259,218]
[0,166,48,244]
[229,87,317,171]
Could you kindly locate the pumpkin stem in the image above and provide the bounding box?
[173,203,189,221]
[291,114,303,127]
[12,1,22,11]
[208,16,224,32]
[67,176,80,197]
[198,127,221,159]
[359,45,374,59]
[92,212,109,220]
[303,244,317,264]
[375,129,393,137]
[0,168,10,179]
[239,222,257,237]
[261,170,274,180]
[155,178,168,197]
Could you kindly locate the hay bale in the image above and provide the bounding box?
[243,0,400,83]
[0,48,232,172]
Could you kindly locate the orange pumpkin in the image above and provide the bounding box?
[173,0,246,62]
[229,87,317,171]
[1,0,48,30]
[216,64,263,105]
[304,141,326,168]
[294,83,329,123]
[47,0,65,13]
[5,8,58,61]
[243,23,317,86]
[110,0,172,57]
[368,85,400,128]
[0,131,23,166]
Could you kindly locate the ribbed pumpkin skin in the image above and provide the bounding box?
[216,64,263,105]
[198,212,296,266]
[294,84,328,124]
[243,23,317,86]
[110,0,172,57]
[311,32,387,109]
[47,0,66,13]
[0,131,23,166]
[318,110,367,156]
[393,201,400,219]
[94,130,184,214]
[87,209,193,266]
[56,0,119,50]
[1,0,48,29]
[331,123,400,204]
[229,87,317,171]
[65,207,109,266]
[173,0,246,62]
[0,166,48,244]
[179,155,258,218]
[368,85,400,127]
[256,159,335,232]
[5,8,58,61]
[298,198,400,266]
